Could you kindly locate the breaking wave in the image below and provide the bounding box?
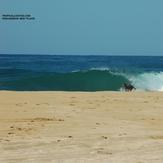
[0,67,163,91]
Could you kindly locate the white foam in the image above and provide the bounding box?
[126,72,163,92]
[90,67,110,71]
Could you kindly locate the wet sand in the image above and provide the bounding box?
[0,91,163,163]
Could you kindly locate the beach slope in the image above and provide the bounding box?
[0,91,163,162]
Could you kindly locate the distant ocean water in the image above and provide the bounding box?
[0,55,163,91]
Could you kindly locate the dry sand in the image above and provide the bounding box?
[0,91,163,163]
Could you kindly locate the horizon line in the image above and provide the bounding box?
[0,53,163,57]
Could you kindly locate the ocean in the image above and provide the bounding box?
[0,55,163,91]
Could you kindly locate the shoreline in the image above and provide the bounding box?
[0,91,163,162]
[0,89,161,92]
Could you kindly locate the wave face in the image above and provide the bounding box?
[0,55,163,91]
[0,70,129,91]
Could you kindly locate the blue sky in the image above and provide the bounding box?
[1,0,163,55]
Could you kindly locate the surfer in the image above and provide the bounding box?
[123,83,136,92]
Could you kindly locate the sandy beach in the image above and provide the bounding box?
[0,91,163,163]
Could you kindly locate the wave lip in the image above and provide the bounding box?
[90,67,111,71]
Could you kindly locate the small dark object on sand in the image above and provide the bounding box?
[124,83,136,92]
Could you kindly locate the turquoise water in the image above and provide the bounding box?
[0,55,163,91]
